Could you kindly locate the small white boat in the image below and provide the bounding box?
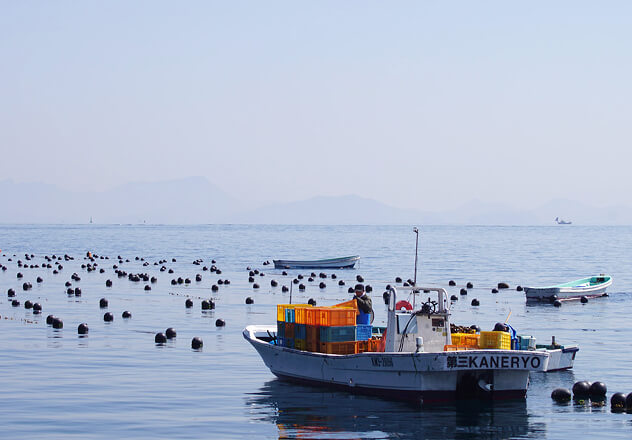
[244,286,550,404]
[555,217,572,225]
[524,275,612,302]
[273,255,360,269]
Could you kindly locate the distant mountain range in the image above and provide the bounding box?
[0,177,630,225]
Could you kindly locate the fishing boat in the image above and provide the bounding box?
[555,217,572,225]
[273,255,360,269]
[524,275,612,302]
[244,286,551,404]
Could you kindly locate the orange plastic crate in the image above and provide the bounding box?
[368,338,381,352]
[356,340,369,353]
[295,307,310,325]
[318,308,357,327]
[333,299,359,312]
[306,339,319,353]
[319,341,357,355]
[444,345,473,351]
[285,322,295,339]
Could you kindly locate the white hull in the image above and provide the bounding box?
[525,279,612,301]
[540,346,578,372]
[273,256,359,269]
[244,325,549,403]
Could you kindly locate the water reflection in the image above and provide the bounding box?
[246,380,546,439]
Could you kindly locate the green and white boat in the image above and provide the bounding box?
[524,275,612,302]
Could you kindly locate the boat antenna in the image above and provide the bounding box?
[289,281,293,305]
[413,226,419,308]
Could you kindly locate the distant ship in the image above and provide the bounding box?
[555,217,572,225]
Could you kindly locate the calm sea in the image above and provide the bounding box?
[0,224,631,439]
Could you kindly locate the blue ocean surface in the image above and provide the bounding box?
[0,224,631,439]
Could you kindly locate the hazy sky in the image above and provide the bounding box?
[1,1,630,210]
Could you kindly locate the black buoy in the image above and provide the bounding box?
[356,275,364,282]
[218,279,224,285]
[46,314,55,325]
[211,284,219,292]
[191,337,203,349]
[17,272,23,278]
[298,284,305,291]
[395,277,402,283]
[497,282,509,289]
[11,300,20,307]
[215,318,225,327]
[625,393,632,411]
[297,274,303,279]
[103,312,114,322]
[348,287,354,294]
[36,276,43,283]
[155,332,167,343]
[491,288,498,293]
[185,299,193,308]
[319,282,326,289]
[7,288,15,297]
[589,381,607,399]
[470,325,480,332]
[253,283,260,289]
[74,287,81,296]
[581,296,588,304]
[67,287,74,295]
[553,300,562,307]
[383,291,390,304]
[471,299,480,306]
[245,297,254,304]
[195,274,202,282]
[99,298,108,308]
[551,388,572,403]
[23,282,32,291]
[122,311,132,318]
[308,298,316,306]
[448,280,456,286]
[281,286,289,293]
[493,322,508,332]
[165,327,176,339]
[293,278,299,284]
[144,285,151,291]
[78,323,89,334]
[24,300,33,309]
[516,286,523,292]
[32,302,42,312]
[271,280,278,287]
[338,280,345,286]
[572,381,591,399]
[52,317,63,329]
[248,276,255,283]
[282,271,288,276]
[466,282,473,289]
[610,392,626,411]
[106,279,113,287]
[450,295,458,301]
[151,276,157,283]
[365,285,372,293]
[460,288,467,295]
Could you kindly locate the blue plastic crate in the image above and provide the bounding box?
[357,312,370,325]
[277,321,285,339]
[356,324,372,341]
[285,308,295,323]
[295,323,306,340]
[320,325,356,343]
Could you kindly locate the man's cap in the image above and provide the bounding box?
[354,283,365,292]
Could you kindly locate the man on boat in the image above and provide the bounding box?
[354,284,373,315]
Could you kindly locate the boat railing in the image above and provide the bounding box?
[387,286,449,314]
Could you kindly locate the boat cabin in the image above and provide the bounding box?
[384,287,452,353]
